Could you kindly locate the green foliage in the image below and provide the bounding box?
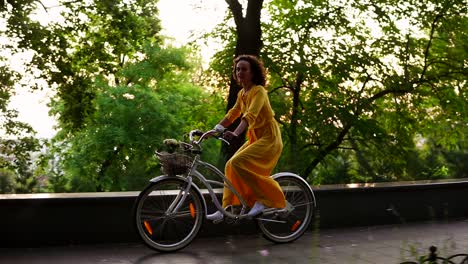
[6,0,163,136]
[0,40,41,194]
[2,0,466,193]
[208,0,467,184]
[13,160,38,193]
[0,168,15,194]
[2,0,227,193]
[45,172,69,193]
[0,137,41,193]
[0,60,41,192]
[201,15,237,92]
[50,45,222,192]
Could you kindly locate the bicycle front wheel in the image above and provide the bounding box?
[134,177,204,252]
[257,174,316,243]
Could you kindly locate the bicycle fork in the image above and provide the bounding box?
[165,177,194,215]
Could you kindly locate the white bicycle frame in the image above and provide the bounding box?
[149,130,312,222]
[150,153,251,220]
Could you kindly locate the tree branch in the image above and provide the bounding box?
[419,13,443,83]
[246,0,263,26]
[269,85,292,94]
[35,0,48,13]
[303,124,352,177]
[225,0,244,29]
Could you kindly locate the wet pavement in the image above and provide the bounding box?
[1,219,468,264]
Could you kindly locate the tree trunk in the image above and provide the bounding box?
[349,137,375,178]
[221,0,264,164]
[287,72,303,173]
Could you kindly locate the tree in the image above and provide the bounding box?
[0,168,15,193]
[265,0,467,180]
[46,0,162,136]
[220,0,265,162]
[0,14,41,193]
[3,0,227,192]
[4,0,161,191]
[208,0,467,183]
[50,45,223,192]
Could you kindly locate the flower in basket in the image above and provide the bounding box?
[163,138,181,153]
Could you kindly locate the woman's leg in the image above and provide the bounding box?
[227,140,285,209]
[222,157,254,208]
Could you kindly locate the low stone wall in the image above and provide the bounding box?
[1,179,468,247]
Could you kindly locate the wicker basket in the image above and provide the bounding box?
[157,152,193,176]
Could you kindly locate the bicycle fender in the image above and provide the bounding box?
[149,174,188,183]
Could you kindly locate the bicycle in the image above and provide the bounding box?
[133,129,317,252]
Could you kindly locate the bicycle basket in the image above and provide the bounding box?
[156,151,194,176]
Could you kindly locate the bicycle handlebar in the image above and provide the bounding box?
[189,129,230,146]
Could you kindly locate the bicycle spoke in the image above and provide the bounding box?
[135,178,204,252]
[141,215,167,222]
[140,208,166,215]
[258,175,315,244]
[257,218,287,223]
[171,209,199,218]
[290,201,313,208]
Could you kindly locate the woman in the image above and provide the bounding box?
[207,55,286,221]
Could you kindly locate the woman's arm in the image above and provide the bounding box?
[219,118,231,128]
[213,118,231,133]
[224,118,248,141]
[232,118,248,136]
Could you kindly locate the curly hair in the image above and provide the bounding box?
[232,55,267,86]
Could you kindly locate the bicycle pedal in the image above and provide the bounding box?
[212,218,224,224]
[246,212,263,220]
[226,216,244,225]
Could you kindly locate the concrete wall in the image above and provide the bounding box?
[1,179,468,247]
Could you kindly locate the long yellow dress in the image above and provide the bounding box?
[222,85,286,209]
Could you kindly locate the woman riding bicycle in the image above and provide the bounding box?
[207,55,286,222]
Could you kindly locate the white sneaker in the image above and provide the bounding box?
[247,201,266,218]
[206,210,224,222]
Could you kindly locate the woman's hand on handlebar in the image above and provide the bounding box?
[205,129,220,138]
[222,130,238,141]
[189,129,230,145]
[208,129,231,145]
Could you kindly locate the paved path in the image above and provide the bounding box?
[2,219,468,264]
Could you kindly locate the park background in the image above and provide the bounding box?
[0,0,466,194]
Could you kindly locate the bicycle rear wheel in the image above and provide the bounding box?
[134,177,204,252]
[257,174,316,243]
